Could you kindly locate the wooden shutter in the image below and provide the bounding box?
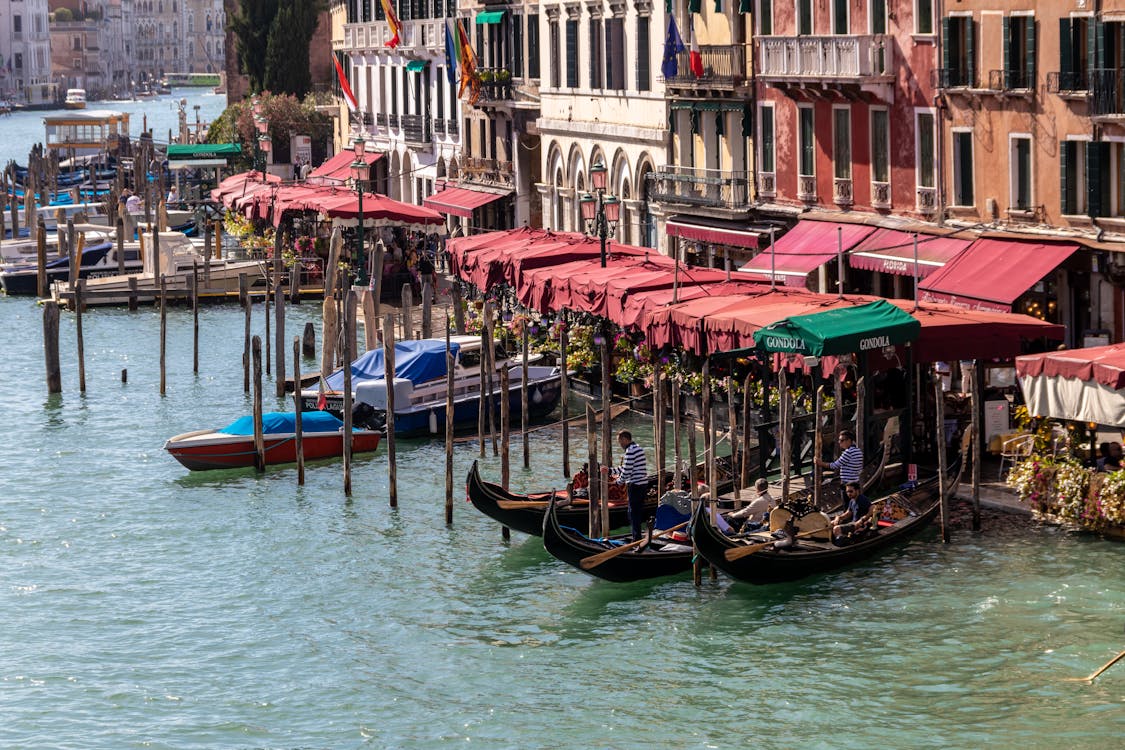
[566,19,578,88]
[966,19,975,86]
[1002,16,1010,87]
[528,15,540,79]
[1026,20,1036,83]
[941,17,951,81]
[1060,141,1074,215]
[1088,142,1109,218]
[589,19,601,89]
[1094,20,1105,69]
[512,15,524,78]
[636,16,650,91]
[1058,18,1072,75]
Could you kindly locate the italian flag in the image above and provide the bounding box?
[688,16,704,78]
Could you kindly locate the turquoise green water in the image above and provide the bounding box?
[1,295,1123,749]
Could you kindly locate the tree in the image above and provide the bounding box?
[206,92,331,167]
[231,0,323,98]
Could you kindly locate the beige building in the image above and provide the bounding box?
[537,0,668,249]
[181,0,224,74]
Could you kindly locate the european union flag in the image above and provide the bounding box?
[444,20,458,86]
[662,16,686,79]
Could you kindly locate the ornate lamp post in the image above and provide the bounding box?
[579,160,620,268]
[253,110,271,180]
[350,137,371,285]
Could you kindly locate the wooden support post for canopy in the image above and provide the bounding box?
[741,371,753,493]
[560,326,570,477]
[969,360,982,531]
[241,274,251,393]
[814,387,824,509]
[252,336,264,472]
[128,276,138,312]
[451,282,465,335]
[342,292,355,497]
[118,216,127,275]
[727,375,739,504]
[834,377,844,440]
[293,337,305,486]
[654,370,666,500]
[856,376,867,480]
[586,403,600,538]
[159,274,167,395]
[672,379,683,490]
[521,325,529,470]
[935,372,950,543]
[202,219,211,281]
[780,368,791,501]
[383,313,398,507]
[66,218,77,289]
[445,319,455,526]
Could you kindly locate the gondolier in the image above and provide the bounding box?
[611,430,648,541]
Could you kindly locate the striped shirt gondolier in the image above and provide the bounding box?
[616,441,648,486]
[829,445,863,484]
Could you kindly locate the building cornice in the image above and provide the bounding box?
[537,116,667,146]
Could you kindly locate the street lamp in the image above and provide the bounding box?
[254,114,271,180]
[579,160,620,268]
[350,137,371,285]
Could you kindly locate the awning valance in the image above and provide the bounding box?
[847,228,972,278]
[918,238,1078,312]
[308,149,383,182]
[167,143,241,160]
[424,184,511,218]
[752,299,921,356]
[405,60,428,72]
[667,218,760,249]
[1017,344,1125,424]
[476,10,505,23]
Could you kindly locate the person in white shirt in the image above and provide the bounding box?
[726,478,773,531]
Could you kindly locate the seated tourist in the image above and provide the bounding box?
[831,481,872,545]
[726,478,773,532]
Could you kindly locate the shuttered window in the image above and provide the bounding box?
[833,108,851,180]
[917,112,935,188]
[565,19,579,88]
[528,15,540,78]
[871,109,889,183]
[512,14,524,78]
[759,105,775,173]
[605,18,625,90]
[549,20,560,87]
[952,131,974,206]
[1012,137,1031,210]
[589,19,603,88]
[636,16,650,91]
[798,106,814,177]
[1060,140,1078,215]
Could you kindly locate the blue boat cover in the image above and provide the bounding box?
[323,339,459,391]
[219,411,345,435]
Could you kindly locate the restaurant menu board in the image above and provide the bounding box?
[984,400,1011,443]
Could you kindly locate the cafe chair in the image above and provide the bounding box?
[999,434,1035,480]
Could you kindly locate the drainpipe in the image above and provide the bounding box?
[933,0,947,227]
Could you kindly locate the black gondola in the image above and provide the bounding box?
[465,457,736,537]
[540,493,696,582]
[691,458,961,585]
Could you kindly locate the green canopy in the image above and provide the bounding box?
[405,60,428,72]
[753,299,921,356]
[166,143,242,160]
[475,10,505,23]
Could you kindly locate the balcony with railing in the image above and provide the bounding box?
[401,113,432,144]
[833,178,853,207]
[757,36,891,84]
[650,165,751,210]
[934,67,976,89]
[1047,70,1089,96]
[445,118,459,136]
[1091,69,1125,120]
[988,69,1035,93]
[461,157,514,186]
[664,45,748,89]
[871,181,891,209]
[476,68,514,102]
[916,186,938,214]
[797,175,817,202]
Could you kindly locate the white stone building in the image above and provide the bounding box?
[181,0,223,75]
[1,0,54,104]
[536,0,667,250]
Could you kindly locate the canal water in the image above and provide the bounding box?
[1,293,1123,748]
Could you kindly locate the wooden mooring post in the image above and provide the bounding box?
[191,261,199,374]
[654,370,665,499]
[445,318,455,525]
[936,372,950,543]
[159,274,167,396]
[36,219,47,299]
[421,281,433,339]
[521,325,529,469]
[240,274,250,393]
[342,291,356,497]
[43,301,61,394]
[586,403,600,538]
[500,365,511,491]
[302,322,316,359]
[274,236,286,398]
[559,326,570,477]
[293,337,305,486]
[75,279,86,393]
[264,273,271,377]
[968,360,982,531]
[383,313,398,508]
[252,336,264,472]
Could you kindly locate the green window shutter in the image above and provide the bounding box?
[1087,142,1102,218]
[565,19,578,87]
[690,109,700,134]
[689,0,702,12]
[513,17,524,78]
[715,0,722,13]
[941,17,951,77]
[1026,20,1036,82]
[636,16,650,91]
[742,103,754,139]
[1058,18,1072,75]
[666,0,672,14]
[1095,20,1105,68]
[1060,141,1073,215]
[966,20,975,86]
[1087,19,1098,72]
[1002,16,1011,79]
[715,111,724,137]
[739,0,751,13]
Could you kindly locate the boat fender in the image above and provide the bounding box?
[429,409,438,434]
[532,387,543,404]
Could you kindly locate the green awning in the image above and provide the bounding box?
[166,143,242,160]
[405,60,428,72]
[752,300,921,356]
[476,10,505,24]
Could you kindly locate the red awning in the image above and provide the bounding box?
[847,229,972,278]
[1016,343,1125,389]
[740,221,878,286]
[666,219,761,249]
[211,170,280,206]
[424,184,510,218]
[620,281,762,329]
[918,238,1078,312]
[308,150,383,182]
[889,300,1064,361]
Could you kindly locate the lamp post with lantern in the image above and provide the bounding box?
[579,160,620,268]
[350,137,370,285]
[252,100,271,180]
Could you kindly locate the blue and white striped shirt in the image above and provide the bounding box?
[829,445,863,483]
[615,441,647,485]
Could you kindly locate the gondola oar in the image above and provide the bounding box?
[578,521,690,570]
[1065,648,1125,683]
[723,527,826,562]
